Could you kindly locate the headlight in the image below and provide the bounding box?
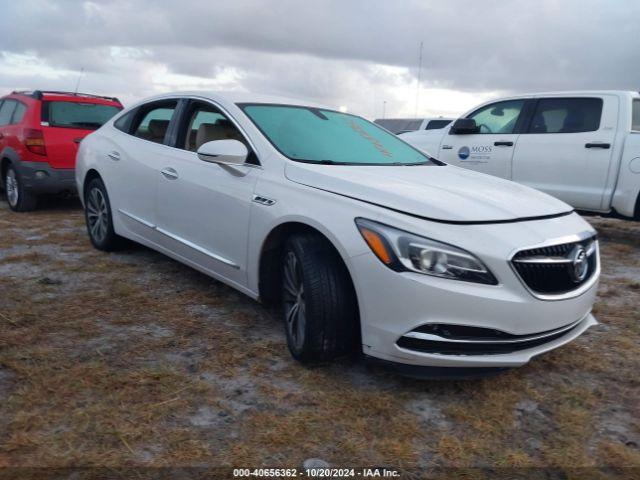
[355,218,498,285]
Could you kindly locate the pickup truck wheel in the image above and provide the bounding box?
[282,233,358,363]
[84,177,125,251]
[5,165,37,212]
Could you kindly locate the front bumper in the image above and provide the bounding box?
[15,161,76,195]
[349,213,599,369]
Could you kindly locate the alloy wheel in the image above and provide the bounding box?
[6,169,18,207]
[283,250,306,351]
[86,187,109,244]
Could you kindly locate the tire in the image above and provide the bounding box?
[5,165,37,212]
[281,232,358,363]
[84,177,125,251]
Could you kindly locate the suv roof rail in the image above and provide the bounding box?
[11,90,121,104]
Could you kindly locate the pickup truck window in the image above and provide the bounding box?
[632,99,640,131]
[240,104,434,166]
[528,98,602,134]
[468,100,525,134]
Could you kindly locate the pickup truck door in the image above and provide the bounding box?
[512,95,618,211]
[437,99,528,179]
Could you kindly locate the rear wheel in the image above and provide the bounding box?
[282,233,358,363]
[84,177,125,251]
[5,165,37,212]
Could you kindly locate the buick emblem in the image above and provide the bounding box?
[569,245,589,283]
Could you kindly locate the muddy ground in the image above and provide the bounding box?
[0,196,638,478]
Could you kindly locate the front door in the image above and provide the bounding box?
[438,99,527,179]
[155,100,260,287]
[512,96,617,211]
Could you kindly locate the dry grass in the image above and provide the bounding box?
[0,198,639,475]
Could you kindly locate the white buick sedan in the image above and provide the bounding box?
[76,92,599,376]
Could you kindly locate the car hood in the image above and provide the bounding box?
[284,162,573,223]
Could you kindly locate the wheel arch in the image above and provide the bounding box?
[257,221,359,312]
[0,148,20,189]
[82,169,103,202]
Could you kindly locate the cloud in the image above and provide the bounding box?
[0,0,638,117]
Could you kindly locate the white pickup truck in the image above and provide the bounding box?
[401,91,640,219]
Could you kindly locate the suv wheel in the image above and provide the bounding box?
[282,233,358,363]
[84,177,124,251]
[5,165,37,212]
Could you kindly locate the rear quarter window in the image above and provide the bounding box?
[0,100,17,126]
[11,102,27,124]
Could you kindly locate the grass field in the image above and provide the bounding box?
[0,197,638,478]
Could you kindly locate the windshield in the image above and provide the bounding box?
[239,104,435,165]
[43,101,122,130]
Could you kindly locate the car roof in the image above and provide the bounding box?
[495,90,639,101]
[137,91,332,110]
[3,91,121,106]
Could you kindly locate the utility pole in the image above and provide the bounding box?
[415,41,423,118]
[382,100,387,119]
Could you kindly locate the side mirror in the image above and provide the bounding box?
[450,118,479,135]
[197,139,248,166]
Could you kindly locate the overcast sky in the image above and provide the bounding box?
[1,0,638,118]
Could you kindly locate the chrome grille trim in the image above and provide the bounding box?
[401,318,583,345]
[509,232,599,301]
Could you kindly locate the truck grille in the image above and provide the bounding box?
[511,236,598,296]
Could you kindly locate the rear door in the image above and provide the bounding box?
[512,95,617,210]
[41,99,122,169]
[105,99,180,239]
[437,99,528,179]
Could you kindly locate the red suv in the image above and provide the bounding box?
[0,90,122,211]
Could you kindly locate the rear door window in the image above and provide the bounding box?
[632,99,640,131]
[42,101,122,130]
[0,100,17,126]
[527,98,603,134]
[131,101,178,144]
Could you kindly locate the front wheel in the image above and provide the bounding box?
[84,177,125,251]
[282,233,359,363]
[5,165,37,212]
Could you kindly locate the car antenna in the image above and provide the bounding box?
[74,68,85,94]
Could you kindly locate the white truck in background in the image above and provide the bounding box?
[374,117,454,135]
[400,91,640,219]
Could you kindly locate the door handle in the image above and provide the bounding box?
[161,167,179,180]
[107,151,120,161]
[494,141,514,147]
[585,142,610,149]
[441,145,453,150]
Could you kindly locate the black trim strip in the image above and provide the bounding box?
[305,184,574,225]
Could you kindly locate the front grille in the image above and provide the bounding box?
[396,320,582,356]
[511,236,597,296]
